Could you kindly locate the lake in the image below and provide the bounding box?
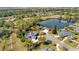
[40,19,76,29]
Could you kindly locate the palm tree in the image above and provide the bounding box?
[52,25,57,34]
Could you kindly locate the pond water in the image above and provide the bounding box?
[40,19,76,29]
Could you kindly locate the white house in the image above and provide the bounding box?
[42,28,49,34]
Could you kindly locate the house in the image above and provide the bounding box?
[10,18,16,22]
[25,31,37,38]
[41,28,49,34]
[25,31,38,43]
[74,26,79,32]
[1,17,9,22]
[69,25,79,32]
[58,30,74,37]
[77,20,79,22]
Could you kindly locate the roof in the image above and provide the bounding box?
[42,29,48,34]
[25,31,37,39]
[25,31,39,43]
[69,25,79,32]
[58,30,74,37]
[74,26,79,32]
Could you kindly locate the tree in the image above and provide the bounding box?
[0,20,4,27]
[52,25,57,34]
[3,22,14,28]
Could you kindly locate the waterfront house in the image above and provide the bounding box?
[69,25,79,32]
[58,30,74,37]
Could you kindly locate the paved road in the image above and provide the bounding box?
[45,34,79,51]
